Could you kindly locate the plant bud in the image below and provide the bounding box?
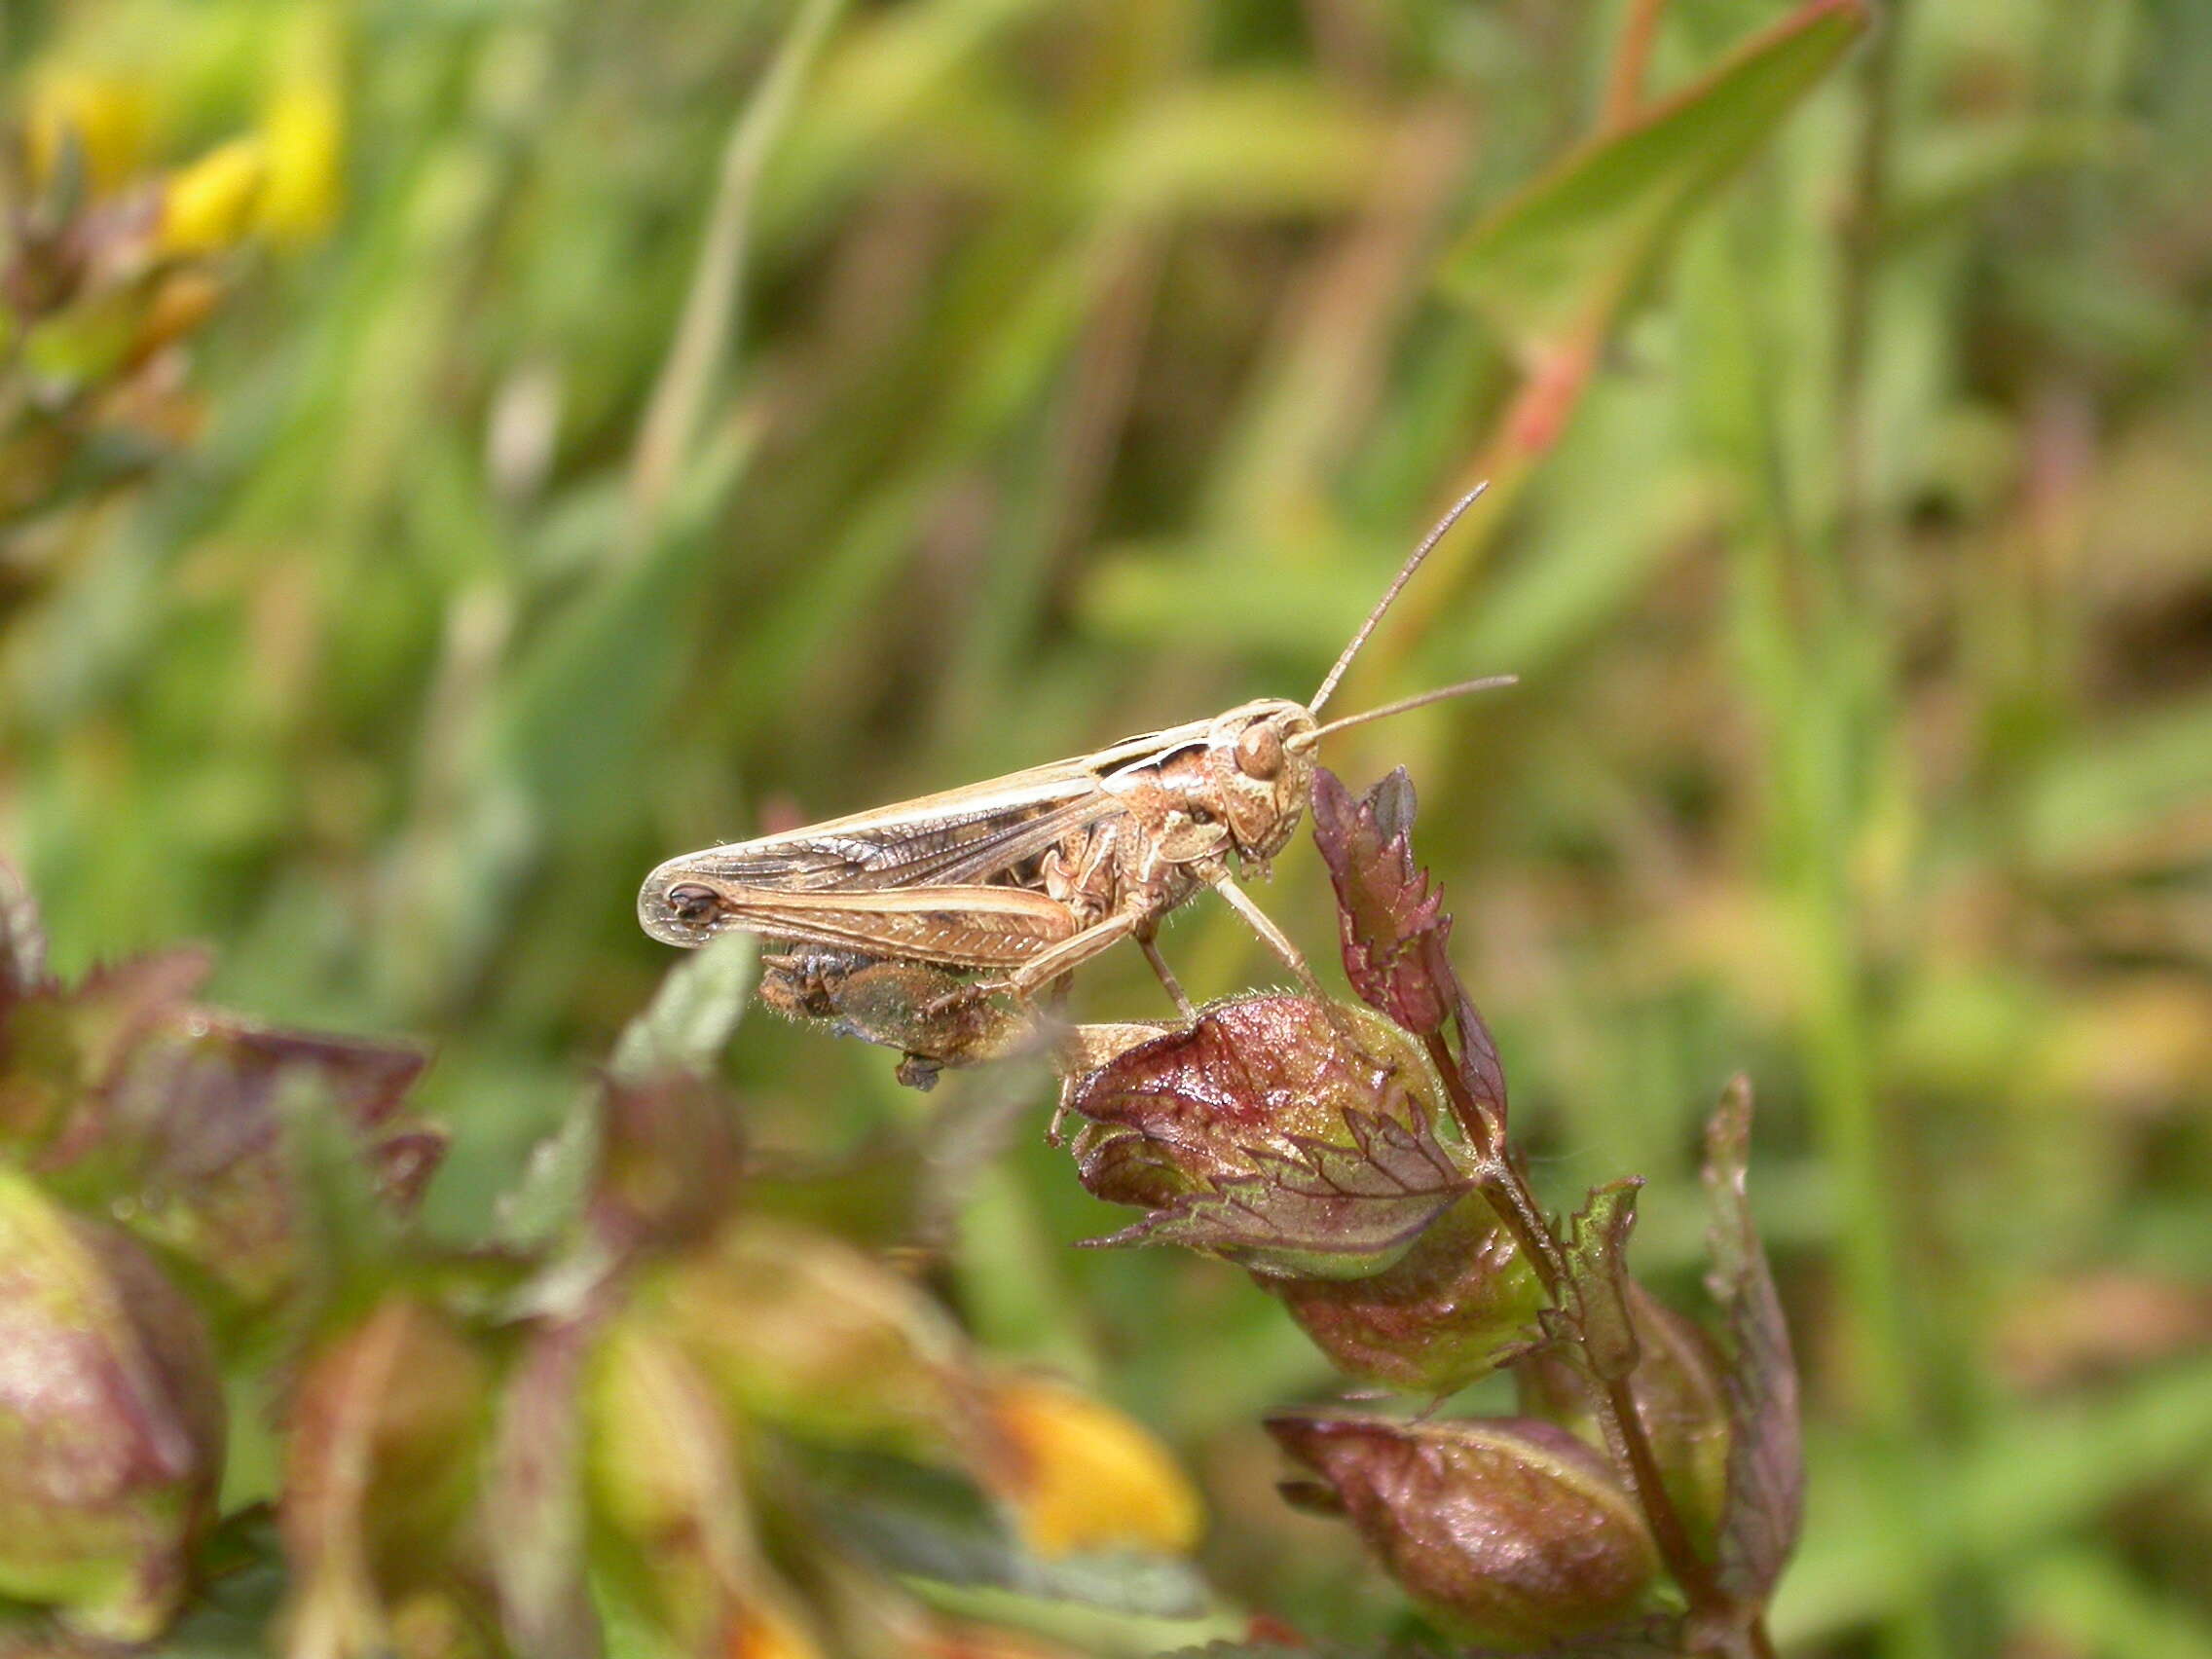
[645,1218,973,1462]
[982,1374,1202,1558]
[1062,995,1473,1279]
[590,1073,745,1255]
[1515,1278,1732,1554]
[1265,1194,1544,1395]
[0,1167,224,1641]
[1266,1414,1658,1648]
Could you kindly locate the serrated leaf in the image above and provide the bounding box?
[1309,770,1507,1129]
[1702,1076,1803,1602]
[1439,0,1869,350]
[1062,998,1471,1278]
[1310,768,1456,1038]
[5,963,440,1327]
[0,950,210,1161]
[1085,1107,1472,1279]
[609,930,756,1085]
[1564,1179,1644,1383]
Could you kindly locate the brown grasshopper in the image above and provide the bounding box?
[639,487,1506,1033]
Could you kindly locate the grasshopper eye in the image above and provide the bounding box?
[1234,721,1284,781]
[665,883,721,924]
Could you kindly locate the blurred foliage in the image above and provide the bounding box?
[2,0,2210,1652]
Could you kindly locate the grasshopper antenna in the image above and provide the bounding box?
[1287,675,1517,752]
[1308,482,1489,716]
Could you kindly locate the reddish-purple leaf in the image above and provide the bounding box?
[1310,769,1455,1037]
[1085,1105,1473,1277]
[0,1171,225,1641]
[1062,996,1472,1279]
[1311,769,1508,1127]
[0,940,442,1320]
[0,951,211,1161]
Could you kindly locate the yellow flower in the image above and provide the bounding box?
[24,70,153,192]
[158,138,267,257]
[256,80,343,246]
[988,1376,1203,1558]
[729,1604,828,1659]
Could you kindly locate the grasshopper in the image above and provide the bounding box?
[639,487,1507,1030]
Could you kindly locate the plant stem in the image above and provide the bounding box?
[1420,1030,1734,1632]
[1603,0,1673,129]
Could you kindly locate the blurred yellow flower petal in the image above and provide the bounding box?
[989,1377,1202,1558]
[256,81,344,246]
[159,139,267,257]
[729,1604,828,1659]
[25,71,153,192]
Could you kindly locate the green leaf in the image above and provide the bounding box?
[1438,0,1870,349]
[1083,76,1394,218]
[608,931,757,1087]
[494,1101,602,1253]
[817,1456,1210,1621]
[1563,1178,1644,1384]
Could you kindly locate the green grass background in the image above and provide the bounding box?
[4,0,2210,1652]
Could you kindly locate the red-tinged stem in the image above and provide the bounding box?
[1603,0,1674,129]
[1420,1027,1736,1635]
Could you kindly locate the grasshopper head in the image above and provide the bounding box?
[1202,699,1320,864]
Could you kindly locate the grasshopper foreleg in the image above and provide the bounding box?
[1204,870,1322,998]
[1137,935,1196,1019]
